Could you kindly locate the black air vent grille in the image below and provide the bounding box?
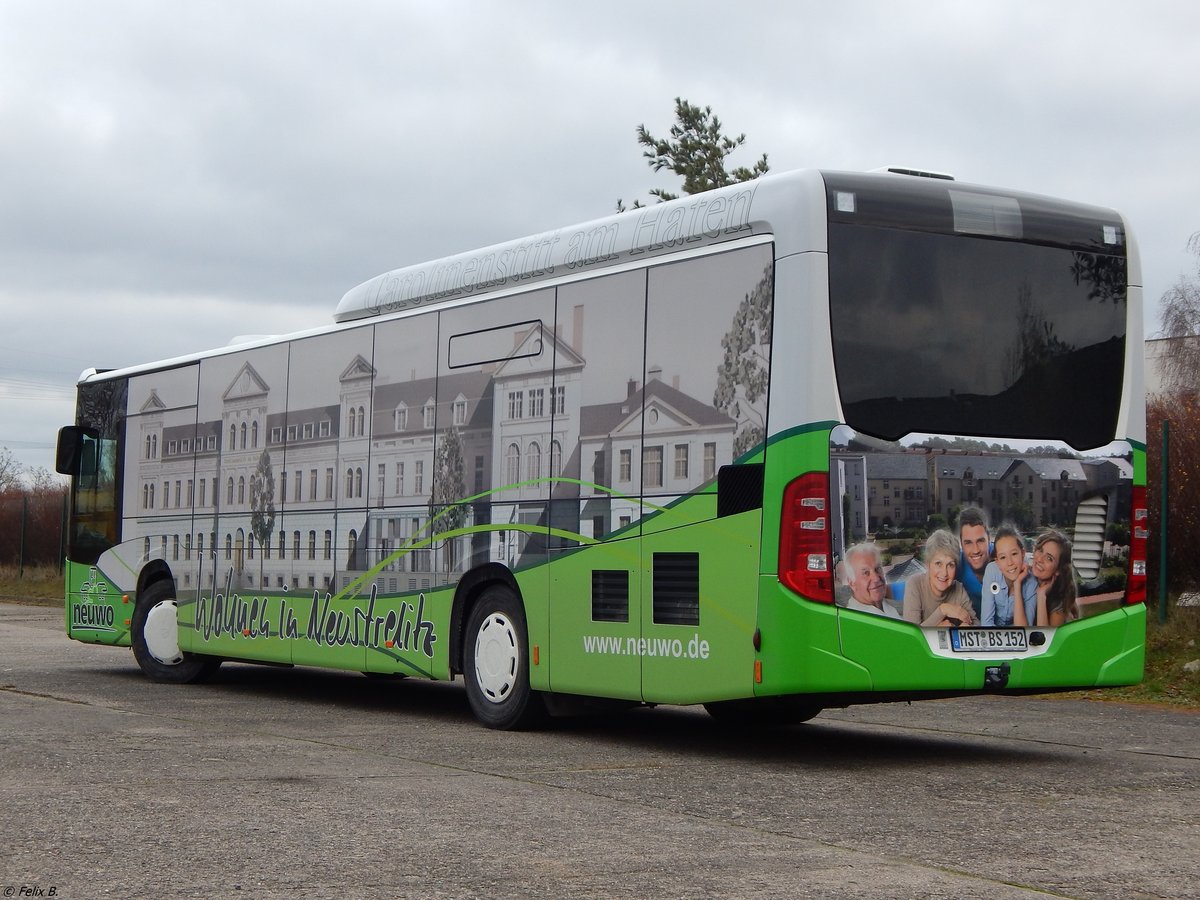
[591,570,629,623]
[718,463,764,517]
[653,552,700,626]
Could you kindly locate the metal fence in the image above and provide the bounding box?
[0,490,68,572]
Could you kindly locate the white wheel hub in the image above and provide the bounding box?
[473,612,519,703]
[144,600,184,665]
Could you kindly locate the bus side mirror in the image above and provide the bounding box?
[55,426,98,475]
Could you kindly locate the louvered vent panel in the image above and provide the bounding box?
[591,570,629,623]
[653,552,700,626]
[1073,494,1108,580]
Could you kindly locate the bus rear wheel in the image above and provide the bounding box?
[463,585,543,730]
[131,580,222,684]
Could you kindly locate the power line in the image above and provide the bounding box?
[0,375,75,401]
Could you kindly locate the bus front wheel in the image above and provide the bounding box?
[463,585,543,730]
[131,580,221,684]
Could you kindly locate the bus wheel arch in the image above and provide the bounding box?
[453,568,544,729]
[449,563,521,677]
[131,569,221,684]
[136,560,173,600]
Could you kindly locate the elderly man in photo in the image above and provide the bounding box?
[843,542,901,619]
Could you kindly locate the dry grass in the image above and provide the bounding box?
[1065,602,1200,709]
[0,564,65,606]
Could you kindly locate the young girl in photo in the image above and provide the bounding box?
[981,525,1037,627]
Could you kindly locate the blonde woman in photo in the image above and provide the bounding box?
[903,529,978,628]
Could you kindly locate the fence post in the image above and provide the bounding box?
[60,492,69,574]
[1159,418,1169,625]
[19,492,28,578]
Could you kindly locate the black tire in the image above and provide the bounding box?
[131,580,222,684]
[704,696,821,729]
[463,585,543,730]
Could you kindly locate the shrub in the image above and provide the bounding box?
[1148,395,1200,594]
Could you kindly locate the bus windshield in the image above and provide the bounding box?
[67,378,127,563]
[825,173,1128,450]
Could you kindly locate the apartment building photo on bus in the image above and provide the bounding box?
[832,441,1132,544]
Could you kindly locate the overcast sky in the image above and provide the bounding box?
[2,0,1197,477]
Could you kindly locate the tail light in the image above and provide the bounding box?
[779,472,833,603]
[1127,485,1147,605]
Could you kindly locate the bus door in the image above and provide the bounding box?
[549,522,644,702]
[637,480,761,705]
[634,246,773,703]
[546,269,649,701]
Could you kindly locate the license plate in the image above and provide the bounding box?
[949,628,1028,653]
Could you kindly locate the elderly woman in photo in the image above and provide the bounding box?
[903,529,978,627]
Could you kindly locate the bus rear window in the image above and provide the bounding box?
[826,184,1128,451]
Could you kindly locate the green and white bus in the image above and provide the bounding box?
[56,168,1146,729]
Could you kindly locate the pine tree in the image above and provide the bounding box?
[714,264,774,457]
[430,427,467,576]
[250,449,276,585]
[618,97,769,211]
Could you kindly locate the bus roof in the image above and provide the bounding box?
[333,168,830,324]
[74,169,828,387]
[76,167,1133,386]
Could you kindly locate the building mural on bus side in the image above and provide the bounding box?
[830,426,1134,630]
[119,244,774,607]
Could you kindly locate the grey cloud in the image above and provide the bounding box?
[1,0,1197,474]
